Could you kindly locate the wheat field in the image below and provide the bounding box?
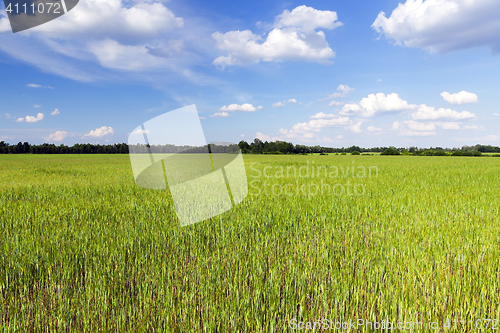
[1,154,500,332]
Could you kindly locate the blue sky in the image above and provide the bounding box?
[1,0,499,148]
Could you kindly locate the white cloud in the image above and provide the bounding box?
[347,122,362,133]
[290,116,351,133]
[26,113,45,123]
[25,1,183,40]
[130,129,151,135]
[463,124,484,130]
[240,134,245,137]
[328,100,345,106]
[212,5,342,68]
[411,105,476,120]
[82,126,114,138]
[272,98,299,107]
[406,120,437,131]
[367,126,383,132]
[219,103,263,112]
[439,122,461,130]
[16,113,45,123]
[4,113,11,119]
[210,112,230,117]
[27,84,54,89]
[34,105,41,108]
[51,109,60,116]
[372,0,500,53]
[310,112,338,119]
[493,113,499,117]
[0,1,217,84]
[336,134,343,139]
[255,132,279,141]
[270,111,360,142]
[340,93,416,117]
[44,131,68,142]
[392,121,436,136]
[327,84,355,98]
[392,120,461,136]
[441,91,478,104]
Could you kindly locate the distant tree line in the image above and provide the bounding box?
[0,141,129,154]
[0,141,241,154]
[1,139,500,156]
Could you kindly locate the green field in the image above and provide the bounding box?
[1,154,500,332]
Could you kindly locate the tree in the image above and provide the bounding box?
[238,140,250,153]
[381,147,401,155]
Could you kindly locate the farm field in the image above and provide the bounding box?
[1,154,500,332]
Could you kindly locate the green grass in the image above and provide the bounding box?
[1,154,500,332]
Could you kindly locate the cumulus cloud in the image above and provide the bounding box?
[340,93,416,117]
[347,122,362,133]
[280,114,352,139]
[328,100,345,106]
[209,112,230,117]
[212,5,342,68]
[219,103,263,112]
[255,132,279,141]
[327,84,355,98]
[392,121,436,136]
[411,105,476,120]
[310,112,339,119]
[44,131,68,142]
[441,91,478,104]
[82,126,114,138]
[51,109,60,116]
[393,120,462,136]
[367,126,383,132]
[0,1,205,83]
[16,113,45,123]
[23,1,183,41]
[372,0,500,53]
[266,111,362,141]
[272,98,299,107]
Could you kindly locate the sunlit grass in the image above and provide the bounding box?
[1,154,499,332]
